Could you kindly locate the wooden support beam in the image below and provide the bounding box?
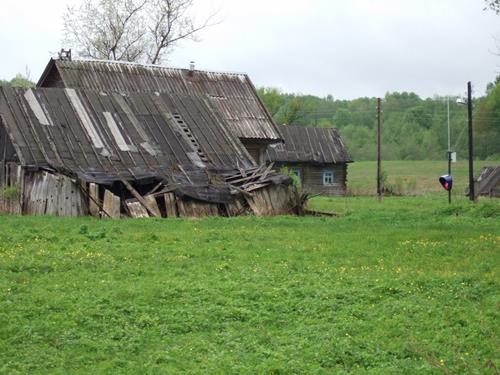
[88,183,100,217]
[119,178,160,217]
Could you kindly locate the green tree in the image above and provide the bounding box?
[0,74,35,88]
[475,81,500,158]
[257,87,285,117]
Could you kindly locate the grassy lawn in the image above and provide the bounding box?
[0,196,499,373]
[347,160,500,195]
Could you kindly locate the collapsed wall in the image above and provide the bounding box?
[0,162,297,218]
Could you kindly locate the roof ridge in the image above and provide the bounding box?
[59,58,249,77]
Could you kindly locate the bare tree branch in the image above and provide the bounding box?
[62,0,220,64]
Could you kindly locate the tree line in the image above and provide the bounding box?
[257,79,500,161]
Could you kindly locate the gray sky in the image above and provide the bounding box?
[1,0,499,99]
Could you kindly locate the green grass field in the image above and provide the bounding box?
[347,160,500,195]
[1,195,499,373]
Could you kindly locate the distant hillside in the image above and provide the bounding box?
[258,82,500,161]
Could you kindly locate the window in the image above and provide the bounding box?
[323,170,334,185]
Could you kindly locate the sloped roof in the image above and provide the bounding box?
[265,125,352,164]
[37,59,282,142]
[0,87,254,185]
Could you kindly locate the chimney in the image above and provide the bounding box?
[188,61,195,76]
[58,48,72,61]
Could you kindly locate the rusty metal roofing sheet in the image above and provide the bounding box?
[0,87,255,184]
[37,59,282,142]
[265,125,353,164]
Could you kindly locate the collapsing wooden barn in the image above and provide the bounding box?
[37,58,283,164]
[266,125,353,195]
[0,87,295,217]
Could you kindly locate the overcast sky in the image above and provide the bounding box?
[1,0,499,99]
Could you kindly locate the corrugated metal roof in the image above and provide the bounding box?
[37,59,282,142]
[0,87,255,185]
[265,125,352,164]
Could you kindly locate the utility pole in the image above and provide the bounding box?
[467,82,475,201]
[447,97,452,204]
[376,98,382,200]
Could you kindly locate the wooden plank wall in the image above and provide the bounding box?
[246,185,292,216]
[0,162,23,214]
[277,162,348,195]
[23,171,88,216]
[241,141,266,164]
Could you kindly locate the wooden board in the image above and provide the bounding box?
[164,192,178,217]
[225,198,245,217]
[126,200,149,218]
[177,199,219,218]
[0,163,23,214]
[103,189,120,218]
[144,195,162,217]
[245,184,292,216]
[20,171,87,216]
[88,183,100,217]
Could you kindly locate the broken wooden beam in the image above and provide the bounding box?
[119,178,160,217]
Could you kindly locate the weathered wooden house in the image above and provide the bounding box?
[0,87,294,217]
[466,166,500,198]
[265,125,352,195]
[37,58,283,164]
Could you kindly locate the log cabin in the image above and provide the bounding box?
[265,125,353,195]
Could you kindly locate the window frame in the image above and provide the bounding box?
[322,170,334,186]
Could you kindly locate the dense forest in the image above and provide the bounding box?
[257,77,500,161]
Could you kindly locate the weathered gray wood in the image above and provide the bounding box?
[273,162,348,196]
[225,199,245,216]
[164,192,178,217]
[126,200,149,218]
[0,163,23,214]
[120,178,160,217]
[88,183,100,217]
[177,199,219,218]
[103,189,120,218]
[245,184,292,216]
[44,173,58,216]
[144,195,161,217]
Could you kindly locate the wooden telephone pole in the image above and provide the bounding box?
[376,98,382,200]
[467,81,475,201]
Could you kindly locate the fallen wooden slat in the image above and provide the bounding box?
[120,177,160,217]
[230,185,254,198]
[244,182,270,193]
[146,181,164,196]
[226,169,269,185]
[258,162,274,181]
[304,209,337,217]
[126,200,149,218]
[224,165,263,182]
